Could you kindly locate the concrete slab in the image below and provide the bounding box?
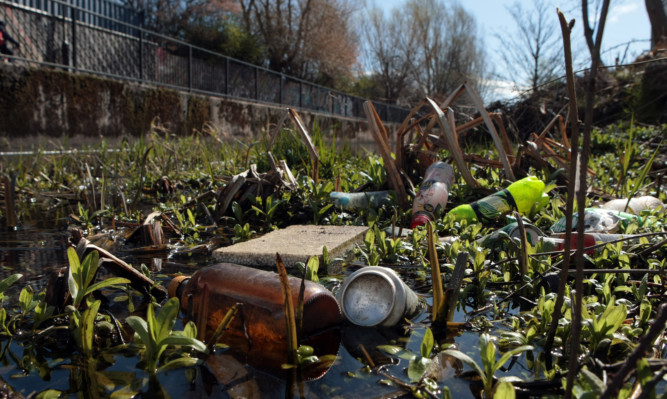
[213,225,369,269]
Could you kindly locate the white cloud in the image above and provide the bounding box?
[608,2,640,24]
[484,79,527,102]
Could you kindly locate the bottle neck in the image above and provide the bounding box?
[168,275,190,299]
[176,278,190,299]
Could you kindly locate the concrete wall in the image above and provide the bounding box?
[0,64,389,150]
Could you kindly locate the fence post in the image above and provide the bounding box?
[71,3,77,69]
[299,81,302,109]
[255,67,258,100]
[138,30,143,80]
[225,58,229,95]
[188,45,192,91]
[139,13,144,80]
[279,76,283,105]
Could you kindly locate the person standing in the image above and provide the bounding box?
[0,20,20,61]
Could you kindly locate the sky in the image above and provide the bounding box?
[369,0,652,101]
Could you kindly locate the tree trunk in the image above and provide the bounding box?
[645,0,667,50]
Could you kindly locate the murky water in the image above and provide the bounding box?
[0,221,508,399]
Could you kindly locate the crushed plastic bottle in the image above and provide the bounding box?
[330,191,394,210]
[410,161,455,228]
[549,208,642,234]
[446,176,549,224]
[600,196,664,214]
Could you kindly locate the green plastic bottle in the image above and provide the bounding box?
[446,176,549,223]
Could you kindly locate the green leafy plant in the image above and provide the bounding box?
[231,201,249,225]
[407,328,434,383]
[373,225,404,263]
[0,273,22,303]
[303,178,334,224]
[67,247,131,309]
[0,274,22,335]
[376,328,442,397]
[10,286,54,333]
[232,222,255,243]
[582,301,628,356]
[442,333,533,398]
[68,299,102,357]
[359,156,387,189]
[251,193,286,230]
[126,297,207,375]
[357,228,381,266]
[304,255,319,282]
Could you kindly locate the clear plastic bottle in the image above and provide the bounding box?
[410,161,455,228]
[168,263,342,376]
[549,208,643,234]
[601,196,664,214]
[330,191,394,210]
[446,176,549,224]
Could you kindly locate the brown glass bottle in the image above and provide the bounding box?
[168,262,342,376]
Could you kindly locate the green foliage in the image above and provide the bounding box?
[407,328,434,382]
[357,228,381,266]
[1,119,667,397]
[295,255,320,282]
[67,247,131,309]
[232,222,255,243]
[442,333,532,398]
[126,297,207,375]
[304,178,334,225]
[0,273,22,303]
[250,194,286,231]
[359,156,387,190]
[68,299,102,356]
[581,301,628,357]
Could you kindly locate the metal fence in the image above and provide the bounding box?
[4,0,142,34]
[0,0,410,123]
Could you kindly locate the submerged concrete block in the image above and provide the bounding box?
[213,225,368,269]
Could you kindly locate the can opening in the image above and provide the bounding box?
[340,271,396,326]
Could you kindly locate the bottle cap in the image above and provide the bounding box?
[410,214,432,229]
[168,275,189,298]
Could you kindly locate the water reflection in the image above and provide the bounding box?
[0,223,483,398]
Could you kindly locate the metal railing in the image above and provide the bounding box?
[5,0,143,34]
[0,0,410,123]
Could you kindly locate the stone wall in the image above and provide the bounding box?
[0,64,384,150]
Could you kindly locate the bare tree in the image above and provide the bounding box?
[239,0,358,84]
[645,0,667,49]
[496,0,563,93]
[361,0,485,104]
[432,5,486,99]
[360,7,415,102]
